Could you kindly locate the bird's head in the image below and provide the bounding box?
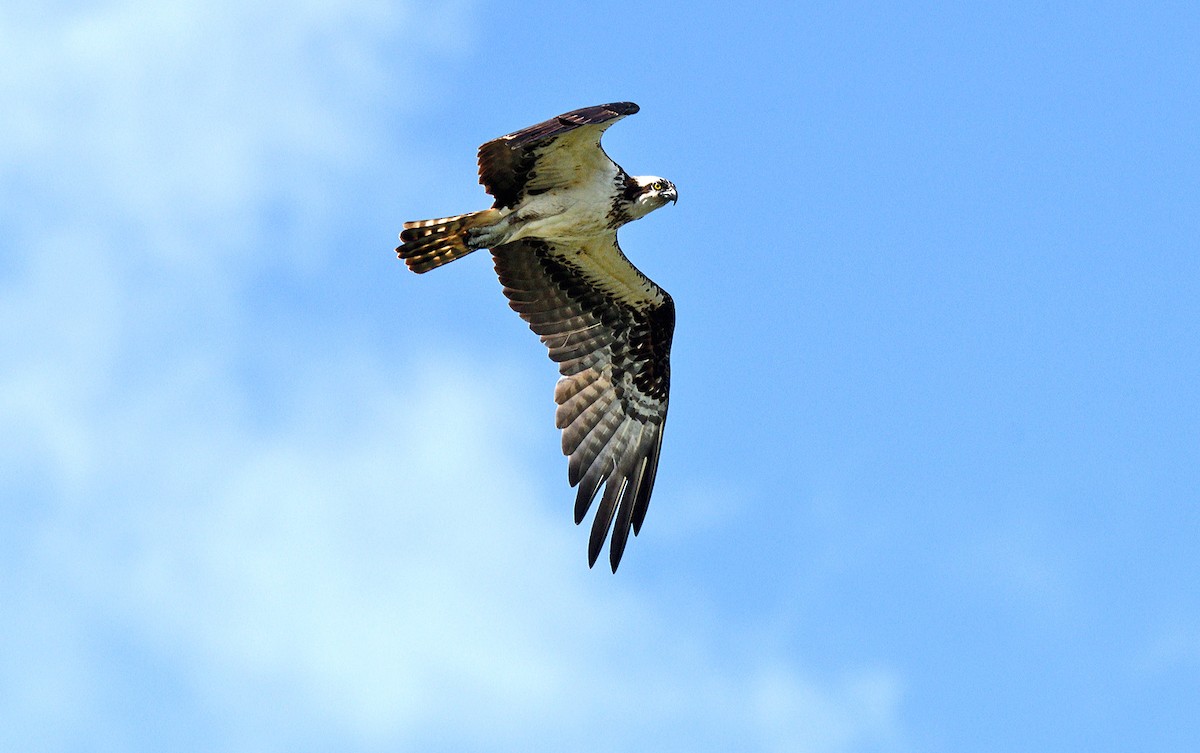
[629,176,678,218]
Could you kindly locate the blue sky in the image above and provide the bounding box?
[2,1,1198,751]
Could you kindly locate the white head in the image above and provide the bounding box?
[628,175,678,219]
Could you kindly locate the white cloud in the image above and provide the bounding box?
[0,3,905,751]
[0,0,460,274]
[10,355,904,752]
[0,0,455,480]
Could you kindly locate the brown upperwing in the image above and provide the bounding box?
[476,102,640,210]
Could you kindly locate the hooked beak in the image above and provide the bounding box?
[666,187,678,205]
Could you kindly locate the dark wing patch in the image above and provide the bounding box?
[478,102,639,209]
[492,236,673,572]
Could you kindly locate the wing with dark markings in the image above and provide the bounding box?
[492,236,673,571]
[477,102,639,209]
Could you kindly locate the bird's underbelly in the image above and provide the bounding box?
[506,192,614,242]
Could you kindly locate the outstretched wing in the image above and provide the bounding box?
[492,236,674,572]
[477,102,639,209]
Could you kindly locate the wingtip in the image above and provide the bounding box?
[585,548,620,573]
[608,543,625,573]
[574,477,601,525]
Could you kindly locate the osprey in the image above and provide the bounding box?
[396,102,677,572]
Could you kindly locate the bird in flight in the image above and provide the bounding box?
[396,102,677,572]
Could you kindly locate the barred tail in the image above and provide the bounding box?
[396,209,501,274]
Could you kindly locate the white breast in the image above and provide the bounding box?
[510,179,615,242]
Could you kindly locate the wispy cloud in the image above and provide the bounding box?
[0,0,440,270]
[7,351,904,751]
[1132,623,1200,677]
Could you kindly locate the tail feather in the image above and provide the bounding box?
[396,209,501,273]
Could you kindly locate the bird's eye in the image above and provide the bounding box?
[651,180,666,191]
